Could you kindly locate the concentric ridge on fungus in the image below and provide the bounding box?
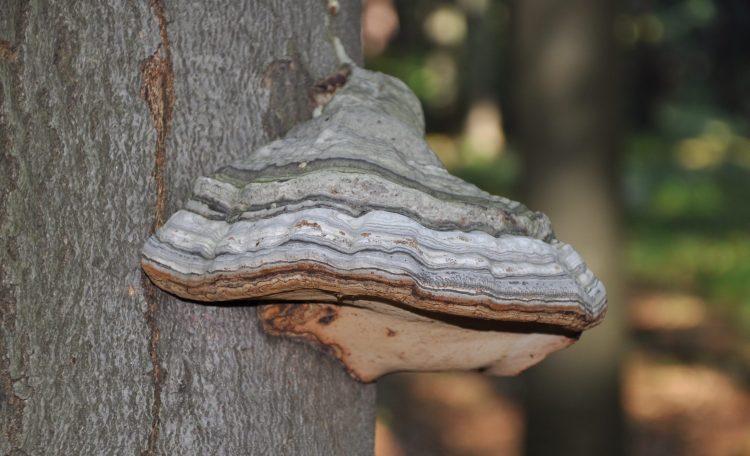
[141,65,606,381]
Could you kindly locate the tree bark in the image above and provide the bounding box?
[0,1,375,454]
[511,0,627,455]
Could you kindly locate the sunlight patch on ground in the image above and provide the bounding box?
[624,352,750,456]
[630,291,707,330]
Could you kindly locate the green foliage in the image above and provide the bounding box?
[628,229,750,330]
[619,0,750,334]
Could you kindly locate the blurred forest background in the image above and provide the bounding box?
[363,1,750,455]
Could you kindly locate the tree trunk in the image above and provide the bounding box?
[511,0,627,455]
[0,1,375,454]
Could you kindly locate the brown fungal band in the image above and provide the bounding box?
[141,65,606,382]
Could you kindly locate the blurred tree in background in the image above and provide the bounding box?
[512,0,625,454]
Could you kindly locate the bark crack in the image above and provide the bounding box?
[140,0,175,231]
[140,275,164,456]
[140,0,174,454]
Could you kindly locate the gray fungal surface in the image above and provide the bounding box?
[142,66,607,381]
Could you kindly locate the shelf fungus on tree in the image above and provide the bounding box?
[141,64,607,382]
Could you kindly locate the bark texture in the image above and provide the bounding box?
[0,1,375,455]
[512,0,627,455]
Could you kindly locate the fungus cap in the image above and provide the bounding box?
[141,66,606,381]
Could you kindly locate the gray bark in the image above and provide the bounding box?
[0,1,375,455]
[512,0,627,455]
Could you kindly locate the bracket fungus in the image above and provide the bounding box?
[141,64,606,382]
